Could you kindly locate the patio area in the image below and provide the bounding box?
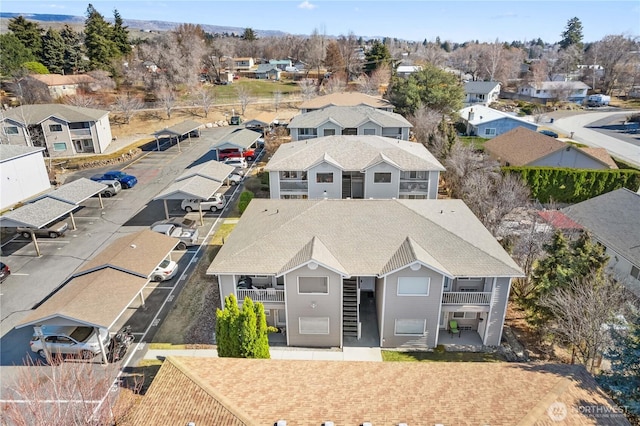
[437,329,484,351]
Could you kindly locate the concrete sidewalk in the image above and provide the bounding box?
[143,346,382,362]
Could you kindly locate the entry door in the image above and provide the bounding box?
[352,175,364,198]
[276,309,286,326]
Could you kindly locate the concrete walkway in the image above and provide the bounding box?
[144,346,383,362]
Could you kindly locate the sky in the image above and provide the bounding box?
[1,0,638,44]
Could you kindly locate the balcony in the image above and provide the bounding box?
[237,288,285,303]
[280,180,308,192]
[441,292,491,305]
[69,128,92,137]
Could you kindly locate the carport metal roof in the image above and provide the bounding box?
[153,120,203,138]
[153,175,223,200]
[38,177,107,205]
[243,112,277,128]
[0,197,77,228]
[16,230,179,331]
[176,160,235,182]
[211,128,262,150]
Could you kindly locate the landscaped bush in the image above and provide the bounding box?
[504,167,640,203]
[237,190,254,214]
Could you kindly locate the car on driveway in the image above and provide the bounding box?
[91,170,137,188]
[96,180,122,197]
[539,130,559,138]
[218,148,256,162]
[223,158,248,176]
[0,262,10,283]
[30,325,111,360]
[227,173,243,186]
[150,259,178,282]
[151,217,198,230]
[150,223,199,250]
[17,220,69,239]
[181,193,226,212]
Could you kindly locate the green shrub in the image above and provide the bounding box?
[238,190,254,214]
[22,61,49,74]
[244,176,262,193]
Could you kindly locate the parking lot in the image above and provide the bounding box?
[0,125,256,399]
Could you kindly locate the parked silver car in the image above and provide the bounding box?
[30,326,111,360]
[17,220,69,239]
[150,223,199,250]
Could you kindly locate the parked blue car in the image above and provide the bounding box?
[91,170,138,188]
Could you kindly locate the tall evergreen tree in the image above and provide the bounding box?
[7,16,44,59]
[112,9,131,56]
[560,17,584,50]
[0,33,35,76]
[364,40,391,74]
[215,294,241,357]
[41,28,65,74]
[60,25,87,74]
[84,4,118,71]
[242,28,257,41]
[216,295,271,359]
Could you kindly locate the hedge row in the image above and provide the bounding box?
[503,167,640,203]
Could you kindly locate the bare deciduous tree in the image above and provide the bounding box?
[273,90,282,112]
[541,273,626,372]
[156,82,178,119]
[63,94,100,108]
[191,86,216,118]
[590,34,639,95]
[408,105,442,145]
[114,93,143,124]
[298,79,317,100]
[321,72,347,94]
[236,86,253,115]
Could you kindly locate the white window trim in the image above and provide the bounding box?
[297,276,329,295]
[373,172,392,184]
[394,319,427,336]
[484,128,496,136]
[299,317,330,334]
[397,277,430,296]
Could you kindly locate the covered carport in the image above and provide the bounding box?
[211,128,262,160]
[153,120,203,152]
[244,112,277,133]
[153,176,224,226]
[14,230,179,364]
[176,160,235,184]
[0,198,79,257]
[40,177,108,209]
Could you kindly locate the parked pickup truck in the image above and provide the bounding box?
[150,223,199,250]
[91,170,137,188]
[181,193,226,212]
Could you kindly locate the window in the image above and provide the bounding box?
[69,122,90,129]
[453,312,477,319]
[281,171,306,180]
[53,142,67,151]
[401,171,428,180]
[298,277,328,294]
[443,277,451,292]
[282,194,308,199]
[323,129,335,136]
[264,310,271,316]
[4,126,18,135]
[298,128,317,136]
[394,319,426,336]
[631,266,640,280]
[397,277,430,296]
[374,172,392,183]
[484,128,496,136]
[49,124,63,132]
[316,172,333,183]
[363,128,376,135]
[299,317,329,334]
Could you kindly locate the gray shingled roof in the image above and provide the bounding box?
[562,188,640,268]
[1,104,109,125]
[464,81,500,94]
[211,128,262,150]
[265,135,444,172]
[298,92,394,110]
[287,105,412,129]
[207,199,523,278]
[176,160,235,182]
[0,145,45,162]
[40,178,106,204]
[0,198,76,228]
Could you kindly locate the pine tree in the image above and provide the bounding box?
[215,294,241,357]
[560,17,584,50]
[364,40,391,74]
[216,295,270,358]
[60,25,87,74]
[84,4,118,71]
[7,16,43,59]
[112,9,131,56]
[41,28,65,74]
[242,28,257,41]
[0,33,35,76]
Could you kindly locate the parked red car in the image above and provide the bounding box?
[218,148,256,161]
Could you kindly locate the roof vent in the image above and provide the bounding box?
[362,423,373,426]
[130,244,137,249]
[323,422,335,426]
[276,421,287,426]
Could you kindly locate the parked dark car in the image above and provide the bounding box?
[91,170,137,189]
[0,262,10,283]
[538,130,559,138]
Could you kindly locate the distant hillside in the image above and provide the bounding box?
[0,12,288,38]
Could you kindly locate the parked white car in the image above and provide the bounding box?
[151,259,178,282]
[181,193,226,212]
[224,157,248,176]
[30,326,111,360]
[227,173,243,186]
[97,179,122,197]
[150,223,199,250]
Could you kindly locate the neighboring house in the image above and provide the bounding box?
[24,74,96,99]
[288,105,412,141]
[233,57,254,70]
[396,65,423,78]
[1,104,113,158]
[561,188,640,299]
[484,127,618,169]
[517,81,590,104]
[268,59,292,70]
[207,198,524,349]
[458,105,538,138]
[298,92,394,113]
[464,81,501,106]
[254,64,281,80]
[266,135,444,199]
[127,357,624,426]
[0,145,50,210]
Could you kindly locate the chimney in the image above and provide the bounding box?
[468,108,474,121]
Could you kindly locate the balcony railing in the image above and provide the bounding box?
[280,180,308,192]
[237,288,285,303]
[441,292,491,305]
[70,128,92,137]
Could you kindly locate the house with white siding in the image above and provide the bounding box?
[207,198,524,349]
[0,145,51,210]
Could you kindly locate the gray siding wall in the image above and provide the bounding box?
[308,162,342,199]
[285,264,342,347]
[93,115,113,154]
[41,117,74,157]
[358,121,382,136]
[364,162,400,199]
[375,277,385,342]
[428,171,440,199]
[269,171,281,199]
[381,265,443,348]
[476,118,537,138]
[530,147,609,169]
[484,277,512,346]
[218,274,236,300]
[2,119,29,146]
[317,122,342,137]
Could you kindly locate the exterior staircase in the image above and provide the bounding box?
[343,278,359,338]
[342,177,351,199]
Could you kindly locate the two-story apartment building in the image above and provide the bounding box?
[207,198,524,349]
[1,104,113,158]
[287,105,412,141]
[265,135,444,200]
[298,92,395,114]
